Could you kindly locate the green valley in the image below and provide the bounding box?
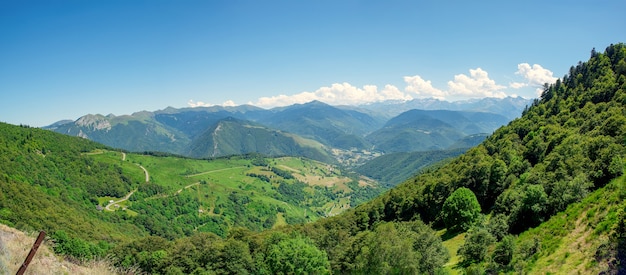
[1,43,626,274]
[88,151,379,238]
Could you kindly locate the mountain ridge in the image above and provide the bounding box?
[357,96,532,120]
[184,116,335,163]
[43,97,524,164]
[365,109,507,152]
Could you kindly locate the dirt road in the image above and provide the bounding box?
[104,190,136,211]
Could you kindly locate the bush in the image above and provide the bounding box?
[51,230,108,261]
[458,228,495,265]
[487,214,510,241]
[492,235,516,268]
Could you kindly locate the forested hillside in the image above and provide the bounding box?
[353,44,625,229]
[184,117,335,163]
[293,43,626,273]
[356,148,467,187]
[0,124,146,242]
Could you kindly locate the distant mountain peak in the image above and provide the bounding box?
[75,114,111,130]
[284,100,332,109]
[305,100,329,105]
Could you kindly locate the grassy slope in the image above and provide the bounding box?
[439,169,626,274]
[0,224,126,275]
[90,152,378,227]
[0,121,380,266]
[440,230,466,274]
[519,168,625,274]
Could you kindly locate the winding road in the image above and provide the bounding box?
[105,190,136,211]
[184,166,245,177]
[121,152,149,182]
[176,182,200,194]
[103,151,149,211]
[138,164,149,183]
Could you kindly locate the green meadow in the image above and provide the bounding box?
[88,151,380,237]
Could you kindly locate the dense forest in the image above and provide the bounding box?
[356,148,467,186]
[1,44,625,274]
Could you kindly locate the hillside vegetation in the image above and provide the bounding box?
[184,117,335,163]
[0,124,146,242]
[1,44,624,274]
[356,148,467,187]
[93,151,379,239]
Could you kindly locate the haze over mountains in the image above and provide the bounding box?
[45,97,531,165]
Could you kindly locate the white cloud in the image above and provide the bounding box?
[509,82,527,89]
[511,63,558,96]
[403,75,447,99]
[254,82,412,108]
[188,100,237,108]
[515,63,557,86]
[254,92,316,107]
[241,64,555,108]
[381,84,413,100]
[447,68,507,98]
[188,100,212,107]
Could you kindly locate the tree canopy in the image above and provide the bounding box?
[442,187,482,232]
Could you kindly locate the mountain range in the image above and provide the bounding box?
[44,97,530,164]
[355,96,531,120]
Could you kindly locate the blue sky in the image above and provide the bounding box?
[1,0,625,127]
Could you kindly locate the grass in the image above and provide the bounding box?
[272,157,353,191]
[273,213,287,229]
[515,171,625,274]
[439,229,466,275]
[0,223,129,275]
[88,152,376,229]
[97,196,118,205]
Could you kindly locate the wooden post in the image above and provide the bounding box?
[16,231,46,275]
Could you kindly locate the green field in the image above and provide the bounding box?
[88,152,381,237]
